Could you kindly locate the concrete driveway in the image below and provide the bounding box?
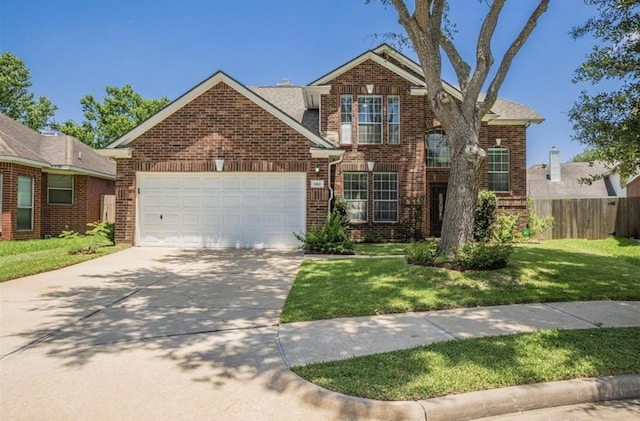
[0,247,350,420]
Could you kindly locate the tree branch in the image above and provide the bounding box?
[464,0,505,116]
[440,34,471,91]
[480,0,550,116]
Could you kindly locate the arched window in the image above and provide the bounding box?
[425,129,450,168]
[488,146,510,192]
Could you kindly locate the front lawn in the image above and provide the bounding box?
[354,242,408,256]
[281,237,640,323]
[0,237,128,282]
[292,327,640,400]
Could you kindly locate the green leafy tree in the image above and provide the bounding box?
[569,0,640,178]
[58,84,170,148]
[571,148,600,163]
[375,0,549,255]
[0,52,57,130]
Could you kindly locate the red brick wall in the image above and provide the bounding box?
[627,176,640,197]
[319,59,428,240]
[319,59,529,239]
[115,81,318,244]
[0,163,42,241]
[42,175,114,237]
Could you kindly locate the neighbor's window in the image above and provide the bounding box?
[17,175,33,231]
[343,172,368,222]
[48,174,73,205]
[340,95,353,144]
[426,129,450,168]
[488,146,510,192]
[374,172,398,222]
[358,96,382,144]
[387,96,400,144]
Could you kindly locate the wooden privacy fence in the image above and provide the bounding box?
[101,195,116,223]
[530,197,640,240]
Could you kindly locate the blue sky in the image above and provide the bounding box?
[1,0,602,166]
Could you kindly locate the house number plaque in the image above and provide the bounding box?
[310,180,324,188]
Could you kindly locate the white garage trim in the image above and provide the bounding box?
[136,172,306,249]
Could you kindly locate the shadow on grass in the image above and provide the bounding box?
[282,240,640,322]
[293,327,640,401]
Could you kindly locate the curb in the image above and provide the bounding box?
[275,370,640,421]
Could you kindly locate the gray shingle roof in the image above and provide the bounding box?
[0,113,115,178]
[527,161,616,198]
[249,86,320,135]
[479,94,544,123]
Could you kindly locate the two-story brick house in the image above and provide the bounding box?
[102,45,542,248]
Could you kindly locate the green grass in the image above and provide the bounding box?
[292,327,640,401]
[281,237,640,322]
[354,242,408,256]
[0,237,129,282]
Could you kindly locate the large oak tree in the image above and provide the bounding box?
[379,0,549,254]
[569,0,640,179]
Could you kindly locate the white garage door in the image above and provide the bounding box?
[137,172,306,249]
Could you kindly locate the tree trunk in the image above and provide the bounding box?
[439,124,484,256]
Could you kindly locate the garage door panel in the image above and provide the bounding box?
[138,172,305,248]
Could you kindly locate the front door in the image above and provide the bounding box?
[429,184,447,237]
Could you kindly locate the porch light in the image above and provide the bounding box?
[215,159,225,171]
[314,166,320,176]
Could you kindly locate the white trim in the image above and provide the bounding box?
[0,157,115,180]
[311,148,344,159]
[105,71,336,151]
[302,85,331,109]
[96,148,132,159]
[488,119,544,126]
[310,51,427,88]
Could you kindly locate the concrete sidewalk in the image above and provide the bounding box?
[277,301,640,367]
[275,301,640,420]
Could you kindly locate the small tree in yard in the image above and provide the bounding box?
[375,0,550,256]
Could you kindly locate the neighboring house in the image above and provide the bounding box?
[0,113,116,241]
[528,147,627,198]
[626,175,640,198]
[101,45,543,248]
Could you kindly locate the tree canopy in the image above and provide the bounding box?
[569,0,640,178]
[0,52,57,130]
[58,85,170,149]
[379,0,549,254]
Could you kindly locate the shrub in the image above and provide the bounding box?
[294,213,355,254]
[86,221,115,244]
[492,212,519,244]
[526,198,555,238]
[452,241,513,270]
[404,238,440,265]
[333,196,349,226]
[362,233,385,243]
[474,191,498,242]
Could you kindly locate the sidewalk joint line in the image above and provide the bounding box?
[542,303,601,327]
[274,326,291,369]
[421,316,460,340]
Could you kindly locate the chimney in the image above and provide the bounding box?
[277,78,292,86]
[549,147,561,181]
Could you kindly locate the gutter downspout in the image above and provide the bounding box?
[327,154,344,215]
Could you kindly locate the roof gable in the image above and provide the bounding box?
[106,71,336,150]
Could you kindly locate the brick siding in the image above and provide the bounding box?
[114,81,319,244]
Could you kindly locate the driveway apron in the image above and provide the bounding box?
[0,247,346,421]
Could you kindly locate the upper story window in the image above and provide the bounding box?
[17,175,33,231]
[358,96,383,144]
[488,146,510,192]
[426,129,450,168]
[343,172,368,222]
[340,95,353,144]
[48,174,73,204]
[387,96,400,144]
